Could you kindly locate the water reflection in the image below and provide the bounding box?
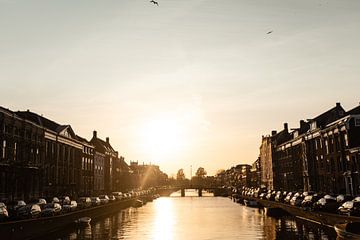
[37,193,337,240]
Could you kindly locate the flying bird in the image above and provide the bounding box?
[267,31,273,34]
[150,0,159,6]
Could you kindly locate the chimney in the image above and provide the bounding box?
[93,130,97,138]
[106,137,109,143]
[271,130,277,136]
[284,123,288,131]
[336,102,341,107]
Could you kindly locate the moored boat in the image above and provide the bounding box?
[334,222,360,239]
[75,216,91,225]
[244,199,260,208]
[132,199,143,208]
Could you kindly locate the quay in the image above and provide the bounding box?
[0,190,166,240]
[241,195,360,227]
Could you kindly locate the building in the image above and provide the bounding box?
[249,158,261,188]
[16,110,84,198]
[93,151,105,194]
[273,121,309,191]
[265,103,360,195]
[113,156,131,192]
[0,107,44,201]
[76,135,95,196]
[260,123,291,190]
[129,161,168,189]
[90,131,118,193]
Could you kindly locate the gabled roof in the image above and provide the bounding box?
[90,137,116,155]
[347,104,360,115]
[16,110,79,139]
[309,103,345,129]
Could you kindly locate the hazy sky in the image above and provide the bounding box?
[1,0,360,176]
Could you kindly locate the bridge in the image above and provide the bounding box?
[156,185,231,197]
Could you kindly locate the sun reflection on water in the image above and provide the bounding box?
[150,198,175,240]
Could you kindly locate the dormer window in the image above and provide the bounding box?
[310,121,317,130]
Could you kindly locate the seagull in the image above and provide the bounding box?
[150,0,159,6]
[267,31,273,34]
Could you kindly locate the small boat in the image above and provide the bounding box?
[334,222,360,239]
[132,199,143,208]
[75,217,91,225]
[244,199,259,208]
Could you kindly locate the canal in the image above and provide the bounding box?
[38,190,337,240]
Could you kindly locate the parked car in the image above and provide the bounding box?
[59,196,71,205]
[108,195,116,202]
[37,198,47,209]
[41,203,62,217]
[52,197,60,203]
[112,192,123,200]
[62,200,77,212]
[275,191,285,202]
[259,193,267,200]
[17,204,41,219]
[338,201,360,216]
[91,197,101,206]
[301,194,323,210]
[99,195,110,204]
[284,192,293,204]
[0,202,9,221]
[290,194,304,207]
[266,191,276,201]
[336,194,352,203]
[7,200,26,218]
[77,197,92,209]
[313,195,338,213]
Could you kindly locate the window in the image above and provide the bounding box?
[13,142,17,161]
[355,118,360,127]
[2,140,5,159]
[344,134,349,147]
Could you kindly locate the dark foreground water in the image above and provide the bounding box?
[38,190,337,240]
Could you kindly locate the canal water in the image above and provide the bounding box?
[39,190,337,240]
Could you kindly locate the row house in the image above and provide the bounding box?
[89,131,132,193]
[249,157,261,188]
[76,135,95,196]
[260,123,291,190]
[218,164,251,188]
[267,103,360,195]
[93,151,105,194]
[0,107,44,201]
[16,110,85,198]
[90,131,118,193]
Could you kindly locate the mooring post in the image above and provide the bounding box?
[181,188,185,197]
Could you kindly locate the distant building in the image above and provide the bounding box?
[129,161,168,189]
[249,158,261,188]
[113,156,131,192]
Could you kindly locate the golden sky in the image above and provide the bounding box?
[1,0,360,176]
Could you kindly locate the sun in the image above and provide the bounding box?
[140,116,186,162]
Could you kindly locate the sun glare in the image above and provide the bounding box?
[140,116,186,162]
